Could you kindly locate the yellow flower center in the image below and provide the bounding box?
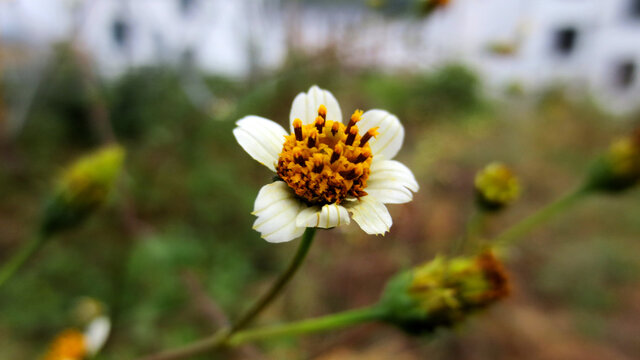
[277,105,378,205]
[43,329,87,360]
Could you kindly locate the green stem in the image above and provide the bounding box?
[139,228,320,360]
[231,227,317,333]
[450,209,485,256]
[493,186,589,248]
[228,306,384,346]
[139,329,230,360]
[0,233,46,289]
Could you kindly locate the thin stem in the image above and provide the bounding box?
[228,306,384,346]
[493,186,589,248]
[139,228,320,360]
[0,233,46,289]
[139,329,230,360]
[231,227,317,333]
[450,209,485,256]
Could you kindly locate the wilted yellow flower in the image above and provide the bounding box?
[41,145,125,234]
[379,251,509,334]
[585,129,640,193]
[474,162,520,211]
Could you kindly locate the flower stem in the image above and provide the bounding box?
[230,227,317,333]
[450,209,485,256]
[139,228,318,360]
[138,329,230,360]
[228,306,384,346]
[0,232,46,289]
[493,186,589,249]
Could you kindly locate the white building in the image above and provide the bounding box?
[1,0,639,114]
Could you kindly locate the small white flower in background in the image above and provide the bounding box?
[42,298,111,360]
[234,85,419,243]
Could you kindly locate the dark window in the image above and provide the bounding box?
[179,0,197,15]
[630,0,640,19]
[553,27,578,56]
[615,61,636,89]
[112,18,129,48]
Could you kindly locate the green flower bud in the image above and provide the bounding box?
[378,251,509,335]
[474,162,520,211]
[41,145,125,235]
[584,129,640,193]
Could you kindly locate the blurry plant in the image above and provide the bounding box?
[41,297,111,360]
[413,64,484,119]
[155,251,508,353]
[584,128,640,193]
[474,162,520,212]
[493,127,640,249]
[0,145,124,289]
[42,145,125,235]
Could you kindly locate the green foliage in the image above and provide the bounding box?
[413,64,484,119]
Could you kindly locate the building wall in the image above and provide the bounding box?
[1,0,639,113]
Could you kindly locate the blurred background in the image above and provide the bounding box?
[1,0,640,359]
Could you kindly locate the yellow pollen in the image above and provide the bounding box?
[346,109,363,133]
[277,105,375,205]
[318,104,327,119]
[314,116,325,132]
[360,127,379,147]
[43,329,87,360]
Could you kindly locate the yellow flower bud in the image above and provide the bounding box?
[474,162,520,211]
[379,251,509,334]
[585,129,640,193]
[41,145,125,235]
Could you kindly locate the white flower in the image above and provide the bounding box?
[233,85,419,243]
[84,315,111,356]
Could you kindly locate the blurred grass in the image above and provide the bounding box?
[1,44,640,359]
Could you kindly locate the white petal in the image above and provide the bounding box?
[252,182,306,243]
[296,203,351,228]
[366,160,419,204]
[84,316,111,355]
[233,116,287,172]
[289,85,342,130]
[346,196,392,235]
[358,110,404,160]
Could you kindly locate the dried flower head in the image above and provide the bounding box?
[234,86,419,243]
[379,251,509,334]
[474,162,520,211]
[41,145,125,235]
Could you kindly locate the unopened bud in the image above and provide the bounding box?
[474,162,520,211]
[584,129,640,193]
[41,145,125,235]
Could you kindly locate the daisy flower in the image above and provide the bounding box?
[234,85,419,243]
[42,316,110,360]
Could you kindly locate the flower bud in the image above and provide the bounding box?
[378,251,509,334]
[584,129,640,193]
[41,145,125,235]
[474,162,520,211]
